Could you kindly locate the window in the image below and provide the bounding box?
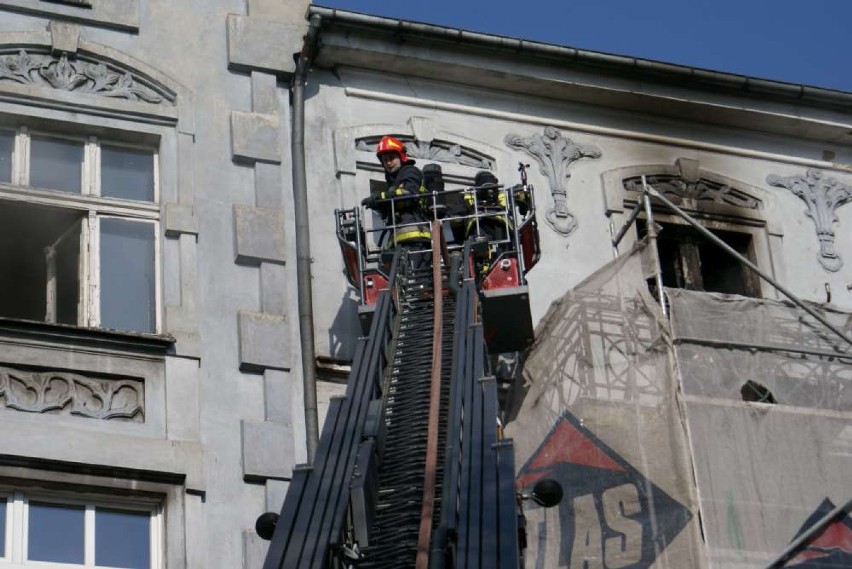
[639,220,761,297]
[0,491,162,568]
[0,126,158,333]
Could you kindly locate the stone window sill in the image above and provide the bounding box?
[0,0,139,32]
[0,316,174,357]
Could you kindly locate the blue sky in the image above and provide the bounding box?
[316,1,852,93]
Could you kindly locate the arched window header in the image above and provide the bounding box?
[622,174,760,210]
[0,48,174,106]
[602,158,765,222]
[354,136,494,171]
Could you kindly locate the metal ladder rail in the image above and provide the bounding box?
[432,272,456,530]
[430,247,473,568]
[262,252,402,569]
[457,293,522,569]
[431,244,522,569]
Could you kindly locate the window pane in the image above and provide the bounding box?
[0,498,5,555]
[96,508,150,569]
[100,219,156,333]
[28,502,84,564]
[101,146,154,202]
[0,130,12,183]
[30,136,83,193]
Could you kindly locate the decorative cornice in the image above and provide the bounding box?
[504,126,601,237]
[624,174,759,209]
[0,49,166,104]
[0,365,144,421]
[767,169,852,272]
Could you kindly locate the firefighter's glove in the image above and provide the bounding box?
[361,195,378,209]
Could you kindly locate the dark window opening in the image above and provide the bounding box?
[0,200,81,324]
[741,380,777,404]
[0,130,13,183]
[639,220,760,297]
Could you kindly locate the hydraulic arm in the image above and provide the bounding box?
[261,167,544,568]
[262,246,523,568]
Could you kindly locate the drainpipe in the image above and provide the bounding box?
[291,14,321,462]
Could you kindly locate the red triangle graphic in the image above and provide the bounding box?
[808,518,852,551]
[790,518,852,564]
[519,417,625,487]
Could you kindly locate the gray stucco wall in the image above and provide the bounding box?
[0,1,308,566]
[303,65,852,360]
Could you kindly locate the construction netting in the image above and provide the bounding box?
[668,288,852,569]
[506,238,852,568]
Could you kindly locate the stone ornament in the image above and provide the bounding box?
[623,174,759,209]
[504,126,601,237]
[0,49,163,104]
[355,138,493,170]
[767,169,852,272]
[0,365,144,422]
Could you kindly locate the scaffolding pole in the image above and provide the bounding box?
[641,177,669,318]
[765,498,852,568]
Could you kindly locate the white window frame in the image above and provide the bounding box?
[0,125,161,333]
[0,491,163,569]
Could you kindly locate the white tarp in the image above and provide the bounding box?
[669,288,852,568]
[507,240,707,569]
[507,240,852,568]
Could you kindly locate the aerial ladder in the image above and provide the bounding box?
[257,165,560,568]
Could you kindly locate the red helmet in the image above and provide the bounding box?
[376,135,413,164]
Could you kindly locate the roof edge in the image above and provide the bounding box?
[309,5,852,107]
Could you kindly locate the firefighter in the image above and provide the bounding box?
[464,171,529,241]
[424,163,468,244]
[464,170,529,278]
[361,135,432,267]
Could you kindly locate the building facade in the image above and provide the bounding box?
[300,10,851,568]
[0,1,310,567]
[0,2,849,568]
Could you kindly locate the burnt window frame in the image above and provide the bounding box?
[637,217,763,297]
[601,161,780,302]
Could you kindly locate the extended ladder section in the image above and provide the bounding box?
[262,238,523,568]
[430,248,522,569]
[352,257,452,567]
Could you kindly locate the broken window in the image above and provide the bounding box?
[0,126,158,333]
[639,220,761,297]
